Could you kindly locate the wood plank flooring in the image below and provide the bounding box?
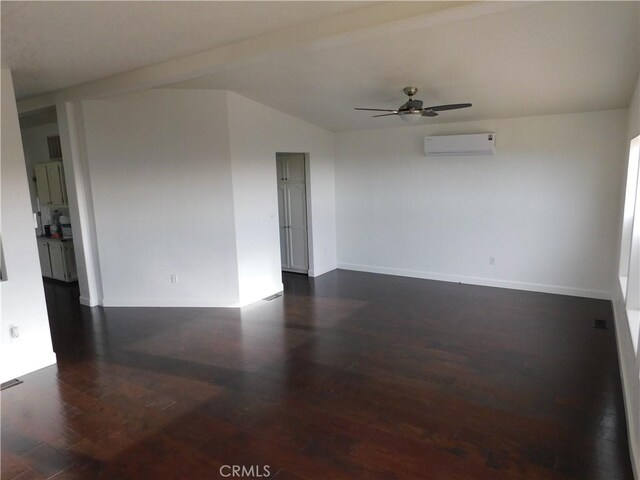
[1,271,634,479]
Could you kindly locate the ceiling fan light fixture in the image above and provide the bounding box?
[399,110,423,123]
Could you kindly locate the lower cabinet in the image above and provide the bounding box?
[37,240,53,277]
[37,239,77,282]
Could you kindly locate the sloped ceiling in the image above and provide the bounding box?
[1,1,375,98]
[2,1,638,131]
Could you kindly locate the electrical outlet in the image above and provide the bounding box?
[489,257,495,266]
[9,326,19,339]
[170,274,178,284]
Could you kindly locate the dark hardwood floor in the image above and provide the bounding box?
[1,271,633,479]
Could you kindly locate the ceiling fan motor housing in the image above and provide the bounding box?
[400,99,423,111]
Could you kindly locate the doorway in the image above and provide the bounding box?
[19,107,79,286]
[276,153,309,274]
[18,106,83,355]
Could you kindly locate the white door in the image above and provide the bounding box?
[37,241,52,277]
[286,183,308,271]
[34,164,50,205]
[276,153,309,273]
[47,163,65,205]
[277,182,289,269]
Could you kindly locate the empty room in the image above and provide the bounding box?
[1,1,639,479]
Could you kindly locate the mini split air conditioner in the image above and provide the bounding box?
[424,133,496,156]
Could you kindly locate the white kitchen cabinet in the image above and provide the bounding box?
[276,153,309,273]
[35,161,67,206]
[34,164,51,206]
[37,239,77,282]
[37,240,52,277]
[48,242,65,281]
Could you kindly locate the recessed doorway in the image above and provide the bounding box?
[276,153,309,274]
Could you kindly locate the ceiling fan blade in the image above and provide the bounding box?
[372,113,398,118]
[421,110,439,117]
[426,103,472,112]
[355,107,398,112]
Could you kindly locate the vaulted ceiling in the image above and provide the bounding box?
[1,1,376,99]
[2,1,638,131]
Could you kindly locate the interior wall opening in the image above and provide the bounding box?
[276,152,310,276]
[19,106,82,350]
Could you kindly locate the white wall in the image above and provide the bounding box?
[76,88,337,308]
[226,91,337,305]
[0,69,56,383]
[612,75,640,479]
[57,100,105,307]
[335,109,627,299]
[81,89,240,306]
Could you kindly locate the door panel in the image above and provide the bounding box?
[287,184,307,229]
[35,164,50,204]
[47,164,64,205]
[277,184,289,268]
[289,227,308,271]
[286,183,308,271]
[49,242,65,280]
[284,154,305,181]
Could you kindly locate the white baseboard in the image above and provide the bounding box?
[78,295,100,307]
[101,297,240,308]
[309,264,337,278]
[337,262,610,300]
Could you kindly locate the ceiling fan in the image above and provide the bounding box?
[355,87,472,123]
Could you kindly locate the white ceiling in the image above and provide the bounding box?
[0,1,375,99]
[168,1,640,130]
[2,1,639,131]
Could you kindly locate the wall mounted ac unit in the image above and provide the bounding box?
[424,133,496,156]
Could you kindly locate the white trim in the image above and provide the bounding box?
[304,152,314,277]
[102,297,242,308]
[283,267,308,275]
[612,284,640,479]
[337,262,611,299]
[309,264,336,278]
[277,152,311,275]
[78,296,96,307]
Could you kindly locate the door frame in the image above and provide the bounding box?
[276,152,313,275]
[18,98,103,306]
